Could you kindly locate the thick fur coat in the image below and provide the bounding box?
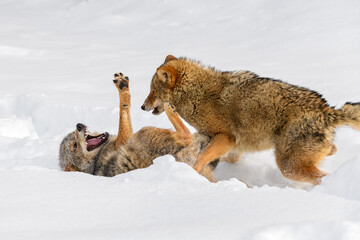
[142,55,360,184]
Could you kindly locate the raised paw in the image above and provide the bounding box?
[113,72,131,108]
[113,72,129,91]
[164,103,176,114]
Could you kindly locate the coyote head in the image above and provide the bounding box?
[59,123,109,173]
[141,55,179,115]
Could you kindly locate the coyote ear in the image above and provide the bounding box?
[156,66,177,87]
[164,55,177,63]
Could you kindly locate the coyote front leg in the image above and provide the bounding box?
[164,103,193,146]
[194,134,235,172]
[113,73,133,149]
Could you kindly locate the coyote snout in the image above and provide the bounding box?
[141,58,180,115]
[76,123,86,132]
[141,92,165,115]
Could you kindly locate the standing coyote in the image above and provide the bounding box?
[59,73,217,181]
[141,55,360,184]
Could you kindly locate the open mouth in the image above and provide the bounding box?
[152,106,160,115]
[85,132,109,151]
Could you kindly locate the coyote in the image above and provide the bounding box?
[59,73,217,181]
[141,55,360,184]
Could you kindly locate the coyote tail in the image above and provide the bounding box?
[337,102,360,130]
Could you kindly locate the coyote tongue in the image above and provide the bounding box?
[87,138,102,151]
[85,132,109,151]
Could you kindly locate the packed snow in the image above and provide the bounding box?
[1,0,360,239]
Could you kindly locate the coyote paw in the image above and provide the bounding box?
[113,72,130,107]
[113,72,129,91]
[164,103,176,113]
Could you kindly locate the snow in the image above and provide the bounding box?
[1,0,360,239]
[1,160,360,240]
[314,155,360,201]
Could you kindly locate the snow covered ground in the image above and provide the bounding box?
[1,0,360,239]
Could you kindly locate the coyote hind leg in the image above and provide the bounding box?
[275,141,331,185]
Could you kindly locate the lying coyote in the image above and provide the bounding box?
[59,73,217,181]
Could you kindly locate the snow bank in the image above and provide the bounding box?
[114,156,210,183]
[247,221,360,240]
[314,155,360,201]
[0,116,38,139]
[1,159,359,240]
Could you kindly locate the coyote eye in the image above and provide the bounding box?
[73,143,77,151]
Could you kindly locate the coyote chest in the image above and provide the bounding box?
[175,90,232,136]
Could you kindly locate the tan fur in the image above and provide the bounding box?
[59,73,217,181]
[115,74,133,148]
[194,133,235,172]
[142,55,360,185]
[340,103,360,130]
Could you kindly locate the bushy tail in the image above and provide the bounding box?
[338,102,360,130]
